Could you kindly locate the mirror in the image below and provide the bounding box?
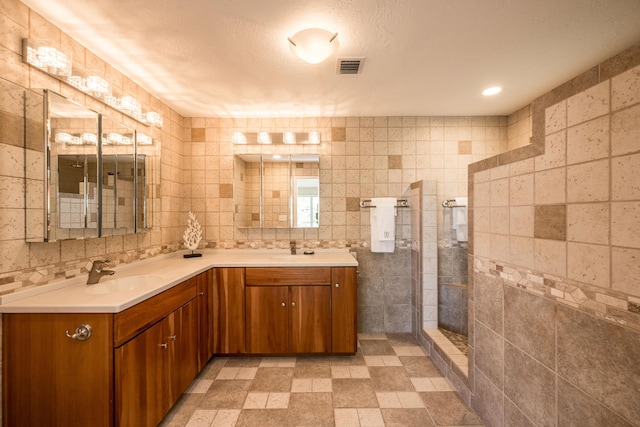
[47,90,101,241]
[234,154,319,228]
[101,117,136,236]
[24,89,158,241]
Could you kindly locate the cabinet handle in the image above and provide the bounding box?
[198,291,205,296]
[335,283,340,288]
[168,335,177,341]
[291,301,296,307]
[281,302,286,307]
[159,343,168,349]
[65,324,92,341]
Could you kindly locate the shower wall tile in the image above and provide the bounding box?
[469,46,640,427]
[557,379,634,427]
[503,285,555,368]
[504,343,555,427]
[474,321,503,389]
[557,305,640,422]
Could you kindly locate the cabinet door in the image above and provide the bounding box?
[3,313,113,427]
[245,286,289,353]
[168,300,198,403]
[197,269,214,369]
[115,319,170,427]
[331,267,358,353]
[290,285,331,353]
[213,267,245,354]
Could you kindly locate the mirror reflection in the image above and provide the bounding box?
[48,90,100,240]
[234,154,319,228]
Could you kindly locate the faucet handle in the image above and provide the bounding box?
[93,259,114,269]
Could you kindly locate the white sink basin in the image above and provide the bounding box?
[86,275,164,294]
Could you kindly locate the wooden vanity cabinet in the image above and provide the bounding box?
[213,267,245,354]
[331,267,358,353]
[2,270,210,427]
[197,268,215,369]
[245,267,332,354]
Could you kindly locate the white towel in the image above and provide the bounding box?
[451,197,468,242]
[370,197,396,253]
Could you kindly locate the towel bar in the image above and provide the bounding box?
[360,199,409,208]
[442,199,467,208]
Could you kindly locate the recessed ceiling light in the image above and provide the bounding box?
[482,86,502,96]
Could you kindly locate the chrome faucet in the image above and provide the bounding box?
[290,240,296,255]
[87,259,115,284]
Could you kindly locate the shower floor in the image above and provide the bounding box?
[438,327,468,356]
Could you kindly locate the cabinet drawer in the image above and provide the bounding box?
[114,277,197,347]
[246,267,331,286]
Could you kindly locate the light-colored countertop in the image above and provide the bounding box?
[0,249,358,314]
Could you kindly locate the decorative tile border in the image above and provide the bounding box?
[474,255,640,333]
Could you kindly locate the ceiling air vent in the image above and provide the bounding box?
[337,57,364,75]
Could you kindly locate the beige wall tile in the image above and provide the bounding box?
[611,64,640,111]
[612,152,640,201]
[567,242,610,288]
[510,206,534,237]
[490,178,509,207]
[490,207,510,235]
[611,247,640,297]
[566,116,609,165]
[535,168,566,204]
[535,131,566,171]
[490,233,510,262]
[509,174,533,206]
[567,81,610,127]
[534,239,566,277]
[567,203,609,244]
[509,236,534,269]
[611,202,640,249]
[566,159,609,203]
[545,101,566,135]
[611,103,640,156]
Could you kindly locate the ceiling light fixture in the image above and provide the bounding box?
[482,86,502,96]
[288,28,339,64]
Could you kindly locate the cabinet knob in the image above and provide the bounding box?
[281,302,286,307]
[65,324,92,341]
[159,343,168,349]
[198,291,205,296]
[168,335,177,341]
[291,301,296,307]
[335,283,340,288]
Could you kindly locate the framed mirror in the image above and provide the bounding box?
[233,153,319,228]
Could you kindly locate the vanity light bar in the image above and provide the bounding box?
[232,131,321,145]
[22,38,163,128]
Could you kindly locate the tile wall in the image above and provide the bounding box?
[468,47,640,426]
[0,0,185,292]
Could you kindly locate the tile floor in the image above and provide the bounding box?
[438,328,469,357]
[159,333,483,426]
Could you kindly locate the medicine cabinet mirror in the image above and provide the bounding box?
[233,154,319,228]
[25,89,156,242]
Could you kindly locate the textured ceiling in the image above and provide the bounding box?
[21,0,640,118]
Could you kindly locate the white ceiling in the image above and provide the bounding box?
[22,0,640,118]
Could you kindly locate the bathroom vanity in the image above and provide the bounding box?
[0,251,357,427]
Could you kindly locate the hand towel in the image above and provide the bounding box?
[451,196,468,242]
[370,197,396,253]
